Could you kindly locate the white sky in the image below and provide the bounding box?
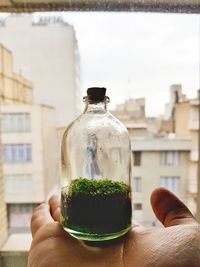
[62,12,199,116]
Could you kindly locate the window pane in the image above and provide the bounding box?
[160,176,180,193]
[133,151,141,166]
[134,203,142,210]
[26,144,32,161]
[133,177,142,192]
[3,144,32,162]
[160,151,180,166]
[1,113,30,132]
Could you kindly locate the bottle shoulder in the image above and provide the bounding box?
[62,111,129,140]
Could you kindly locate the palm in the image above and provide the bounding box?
[28,188,200,267]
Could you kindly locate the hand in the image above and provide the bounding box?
[28,188,200,267]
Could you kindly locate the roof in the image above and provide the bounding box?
[131,137,191,151]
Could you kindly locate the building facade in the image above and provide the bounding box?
[131,138,191,226]
[175,93,199,214]
[112,94,193,225]
[0,43,32,105]
[0,42,34,246]
[0,14,81,127]
[1,104,57,232]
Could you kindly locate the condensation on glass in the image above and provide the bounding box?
[61,87,132,241]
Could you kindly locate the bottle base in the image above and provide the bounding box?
[62,225,131,241]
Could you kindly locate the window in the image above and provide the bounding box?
[134,203,142,210]
[133,203,143,222]
[7,203,37,230]
[160,176,180,193]
[3,144,32,162]
[133,151,141,166]
[133,177,142,192]
[0,113,30,132]
[160,151,179,166]
[4,174,32,193]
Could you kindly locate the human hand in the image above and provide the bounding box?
[28,188,200,267]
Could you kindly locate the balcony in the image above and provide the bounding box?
[0,234,31,267]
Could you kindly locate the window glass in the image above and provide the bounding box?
[160,151,180,166]
[160,176,180,193]
[0,113,30,132]
[133,151,142,166]
[133,177,142,192]
[3,144,32,162]
[134,203,142,210]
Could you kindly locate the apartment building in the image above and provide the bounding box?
[0,42,57,233]
[1,104,57,232]
[0,14,81,127]
[131,137,191,225]
[112,98,148,137]
[112,95,193,225]
[175,92,199,214]
[0,44,32,104]
[0,43,33,246]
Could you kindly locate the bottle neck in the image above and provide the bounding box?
[83,97,109,113]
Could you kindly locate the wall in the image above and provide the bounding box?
[1,104,57,203]
[0,15,80,127]
[175,101,190,139]
[132,150,190,225]
[0,44,32,105]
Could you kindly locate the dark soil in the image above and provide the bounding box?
[61,178,132,234]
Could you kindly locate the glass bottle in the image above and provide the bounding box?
[61,87,132,241]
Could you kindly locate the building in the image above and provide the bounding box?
[131,137,191,226]
[0,164,8,248]
[112,97,146,123]
[0,14,81,127]
[174,92,199,214]
[164,84,186,120]
[0,43,57,234]
[112,94,193,225]
[112,98,148,137]
[0,42,34,247]
[1,104,57,232]
[0,44,32,105]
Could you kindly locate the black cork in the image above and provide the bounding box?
[87,87,106,103]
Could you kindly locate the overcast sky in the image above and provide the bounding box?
[62,12,199,116]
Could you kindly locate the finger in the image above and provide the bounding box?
[48,194,61,222]
[31,203,53,237]
[151,187,197,227]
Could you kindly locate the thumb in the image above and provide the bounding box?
[151,187,197,227]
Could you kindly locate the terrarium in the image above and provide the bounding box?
[61,87,132,241]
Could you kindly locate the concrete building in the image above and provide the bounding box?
[164,84,186,120]
[174,92,199,214]
[0,164,8,248]
[0,14,81,127]
[0,42,57,233]
[0,42,33,247]
[1,104,57,232]
[112,98,148,137]
[112,97,146,123]
[0,43,32,105]
[131,137,191,225]
[112,94,193,225]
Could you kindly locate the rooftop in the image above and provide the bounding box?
[131,137,191,151]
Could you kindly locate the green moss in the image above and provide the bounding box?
[66,177,129,197]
